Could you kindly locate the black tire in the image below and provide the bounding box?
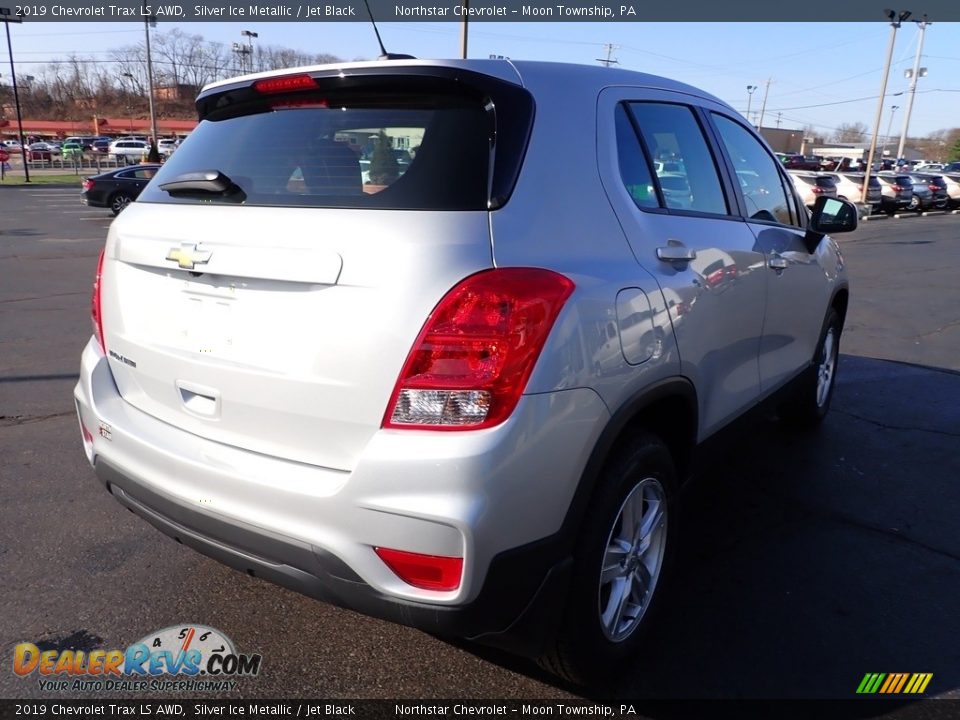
[539,433,678,687]
[779,308,842,428]
[110,193,132,216]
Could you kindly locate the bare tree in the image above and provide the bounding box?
[832,122,869,144]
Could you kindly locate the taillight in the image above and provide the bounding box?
[891,185,903,192]
[928,184,938,192]
[374,547,463,591]
[811,186,824,194]
[82,179,94,192]
[383,268,575,430]
[91,248,106,353]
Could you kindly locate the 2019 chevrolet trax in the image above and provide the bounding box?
[75,59,855,684]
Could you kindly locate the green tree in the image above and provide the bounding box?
[951,137,960,162]
[368,130,399,185]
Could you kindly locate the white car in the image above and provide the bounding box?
[788,171,838,208]
[108,139,149,163]
[158,139,177,157]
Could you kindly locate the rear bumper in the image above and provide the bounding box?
[74,338,609,655]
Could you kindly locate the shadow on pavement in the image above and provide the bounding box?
[457,355,960,711]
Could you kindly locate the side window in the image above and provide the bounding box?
[628,102,728,216]
[614,104,659,210]
[711,114,799,228]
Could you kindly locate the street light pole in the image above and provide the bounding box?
[143,7,158,147]
[460,1,469,59]
[896,17,929,161]
[2,12,29,182]
[241,30,258,73]
[862,9,910,204]
[746,85,756,125]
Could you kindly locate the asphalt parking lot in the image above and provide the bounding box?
[1,186,959,706]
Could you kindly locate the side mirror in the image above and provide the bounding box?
[809,195,858,234]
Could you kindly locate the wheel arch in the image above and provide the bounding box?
[558,377,698,553]
[830,285,849,329]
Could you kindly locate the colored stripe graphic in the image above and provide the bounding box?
[857,673,933,694]
[868,673,886,693]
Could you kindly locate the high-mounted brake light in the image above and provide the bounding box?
[253,74,317,94]
[91,248,106,353]
[383,268,575,431]
[374,547,463,591]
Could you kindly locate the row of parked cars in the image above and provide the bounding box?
[787,169,960,215]
[1,136,180,163]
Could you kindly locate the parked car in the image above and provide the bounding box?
[914,163,944,172]
[91,138,112,154]
[61,141,84,160]
[74,59,855,686]
[81,164,161,215]
[157,138,177,157]
[26,142,57,161]
[827,172,882,212]
[909,173,949,209]
[938,173,960,208]
[788,171,838,208]
[941,161,960,174]
[897,173,934,210]
[777,152,818,170]
[874,173,914,213]
[108,139,149,164]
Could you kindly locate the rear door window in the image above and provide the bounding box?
[626,102,728,216]
[711,113,799,227]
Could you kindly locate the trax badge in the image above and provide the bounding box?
[166,243,212,270]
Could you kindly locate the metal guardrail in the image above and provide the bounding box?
[23,155,142,173]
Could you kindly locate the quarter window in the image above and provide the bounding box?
[614,104,659,210]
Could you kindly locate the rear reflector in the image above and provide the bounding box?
[253,74,317,94]
[374,547,463,591]
[383,268,574,431]
[91,248,106,353]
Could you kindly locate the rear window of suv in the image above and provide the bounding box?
[139,73,531,211]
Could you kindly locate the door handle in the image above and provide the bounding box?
[656,246,697,262]
[768,256,789,271]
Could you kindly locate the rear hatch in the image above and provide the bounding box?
[99,64,534,471]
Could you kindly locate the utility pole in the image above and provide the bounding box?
[896,17,929,161]
[776,112,782,129]
[460,1,468,59]
[757,77,772,130]
[863,9,910,204]
[1,7,28,182]
[596,44,619,67]
[143,6,158,147]
[883,105,899,159]
[746,85,756,124]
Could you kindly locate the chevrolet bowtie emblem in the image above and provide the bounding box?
[165,243,212,270]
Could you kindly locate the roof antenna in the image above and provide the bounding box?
[362,0,416,60]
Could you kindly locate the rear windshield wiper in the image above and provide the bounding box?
[159,170,246,202]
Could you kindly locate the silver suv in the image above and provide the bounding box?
[74,60,855,684]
